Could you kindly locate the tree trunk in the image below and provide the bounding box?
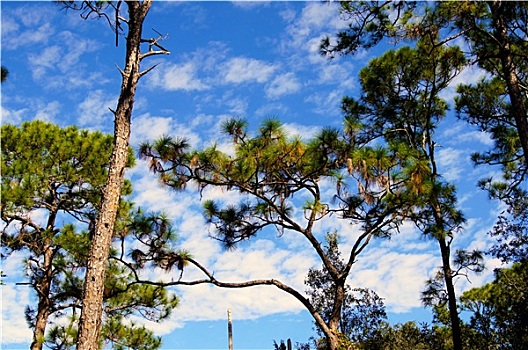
[30,239,53,350]
[439,238,463,350]
[489,1,528,166]
[430,195,463,350]
[324,281,346,350]
[76,2,152,349]
[326,332,340,350]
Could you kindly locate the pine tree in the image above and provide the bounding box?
[56,2,170,347]
[339,40,484,350]
[139,117,416,350]
[1,121,178,350]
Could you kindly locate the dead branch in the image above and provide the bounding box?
[139,35,171,60]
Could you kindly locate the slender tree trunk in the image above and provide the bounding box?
[489,1,528,166]
[31,205,59,350]
[76,2,152,349]
[428,128,463,349]
[30,239,53,350]
[430,196,463,350]
[439,238,463,350]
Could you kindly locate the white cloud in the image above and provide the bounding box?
[304,89,344,118]
[215,91,249,116]
[1,284,33,344]
[441,64,489,103]
[29,45,61,79]
[22,27,101,88]
[254,102,290,119]
[266,72,302,99]
[231,1,271,9]
[317,62,356,90]
[34,101,61,123]
[2,98,63,127]
[147,61,209,91]
[130,113,193,147]
[441,121,494,147]
[351,249,438,313]
[437,147,470,182]
[1,106,29,125]
[1,15,20,37]
[221,57,277,84]
[282,123,320,140]
[58,31,99,69]
[281,2,344,62]
[2,18,55,50]
[76,89,117,131]
[139,236,316,330]
[1,252,33,345]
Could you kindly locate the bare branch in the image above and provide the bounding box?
[126,256,331,336]
[115,63,126,78]
[139,35,171,60]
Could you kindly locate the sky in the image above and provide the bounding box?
[0,1,507,349]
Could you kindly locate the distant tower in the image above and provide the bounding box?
[228,308,233,350]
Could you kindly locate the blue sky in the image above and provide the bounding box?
[1,1,505,349]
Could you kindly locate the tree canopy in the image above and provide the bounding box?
[1,121,178,350]
[139,115,436,350]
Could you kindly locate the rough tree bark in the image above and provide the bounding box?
[76,1,168,349]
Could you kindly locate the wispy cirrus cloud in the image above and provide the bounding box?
[34,101,62,123]
[23,28,103,89]
[436,147,470,182]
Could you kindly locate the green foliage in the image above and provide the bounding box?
[2,121,110,211]
[339,38,474,350]
[363,321,453,350]
[456,77,526,180]
[141,117,415,350]
[1,65,8,82]
[45,315,79,350]
[1,121,176,349]
[320,2,418,57]
[141,118,408,250]
[460,260,528,349]
[488,190,528,263]
[329,0,528,270]
[103,315,163,350]
[126,208,192,280]
[342,41,468,238]
[328,0,528,176]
